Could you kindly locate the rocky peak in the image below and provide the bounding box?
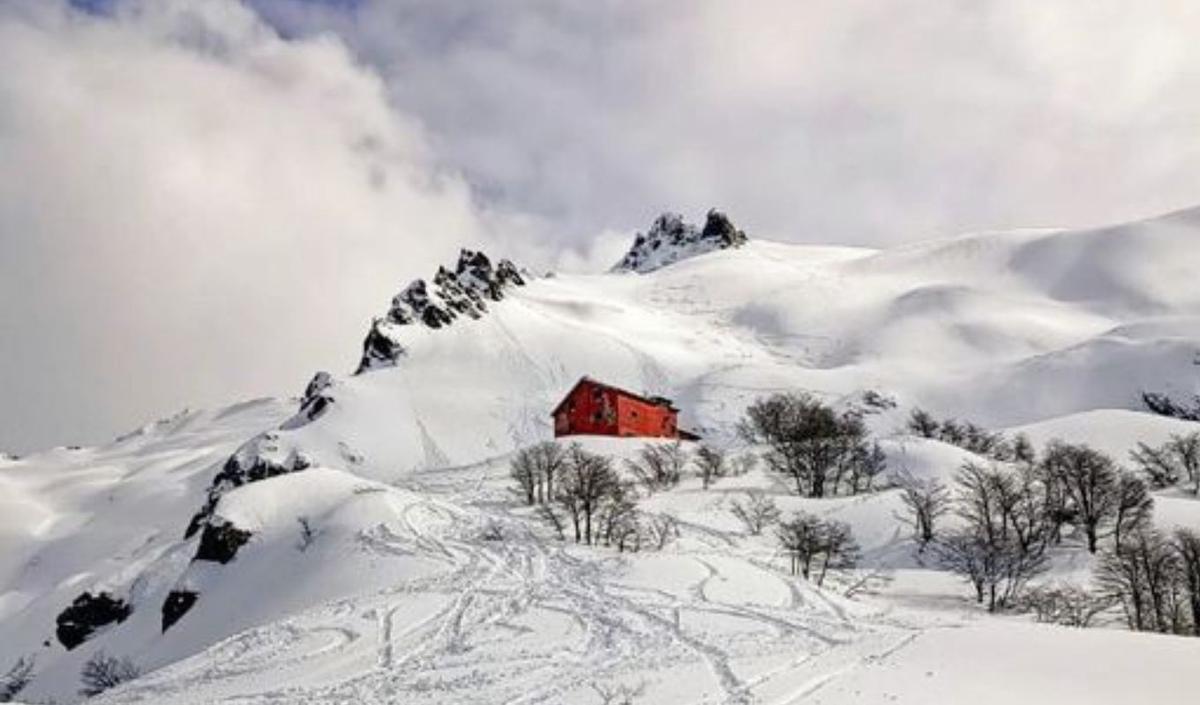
[356,249,527,373]
[612,209,748,274]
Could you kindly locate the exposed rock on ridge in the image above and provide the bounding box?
[357,249,527,373]
[613,209,748,274]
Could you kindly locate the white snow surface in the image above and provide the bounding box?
[3,207,1200,703]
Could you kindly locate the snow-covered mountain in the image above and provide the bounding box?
[2,208,1200,704]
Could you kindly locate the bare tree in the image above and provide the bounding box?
[892,469,951,552]
[729,491,780,536]
[0,656,34,703]
[646,514,679,551]
[538,503,566,541]
[906,408,940,438]
[598,481,639,548]
[557,444,620,545]
[776,513,859,586]
[934,528,1045,612]
[1096,528,1186,634]
[627,442,688,492]
[694,445,727,489]
[729,452,759,476]
[1131,433,1200,495]
[1016,584,1112,627]
[1172,528,1200,636]
[510,446,540,505]
[511,441,569,505]
[1111,471,1154,551]
[1041,442,1120,553]
[591,680,647,705]
[740,393,880,498]
[80,652,140,697]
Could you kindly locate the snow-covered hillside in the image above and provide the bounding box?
[2,208,1200,704]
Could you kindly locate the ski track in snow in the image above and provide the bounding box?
[104,484,918,705]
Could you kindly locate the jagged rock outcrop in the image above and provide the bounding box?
[356,249,527,373]
[194,519,252,564]
[161,590,198,632]
[55,592,132,650]
[612,209,748,274]
[184,432,311,538]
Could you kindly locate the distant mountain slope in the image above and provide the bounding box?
[2,206,1200,702]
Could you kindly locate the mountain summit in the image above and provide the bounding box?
[612,209,748,273]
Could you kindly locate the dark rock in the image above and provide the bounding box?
[354,248,527,374]
[184,433,311,538]
[700,209,748,248]
[55,592,132,650]
[195,520,252,564]
[161,590,198,632]
[613,209,749,273]
[357,318,407,373]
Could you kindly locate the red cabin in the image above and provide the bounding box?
[551,377,697,440]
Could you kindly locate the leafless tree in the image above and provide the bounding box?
[1111,471,1153,551]
[1096,528,1186,634]
[557,444,620,545]
[598,481,638,548]
[591,680,647,705]
[79,652,140,697]
[1131,432,1200,494]
[776,513,859,586]
[892,469,951,552]
[906,408,939,438]
[646,514,679,551]
[1016,584,1112,627]
[694,445,727,489]
[1171,528,1200,636]
[729,452,759,476]
[626,442,689,492]
[0,656,33,702]
[740,392,881,498]
[1041,442,1120,553]
[934,528,1045,612]
[538,503,566,541]
[729,490,780,535]
[511,441,569,505]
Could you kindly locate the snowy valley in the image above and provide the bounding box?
[3,207,1200,704]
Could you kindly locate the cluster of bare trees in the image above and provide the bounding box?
[1142,391,1200,422]
[511,442,682,552]
[896,439,1155,612]
[895,428,1200,635]
[776,513,860,586]
[80,651,140,697]
[1131,432,1200,495]
[1097,527,1200,636]
[0,657,33,702]
[906,408,1032,462]
[739,393,886,498]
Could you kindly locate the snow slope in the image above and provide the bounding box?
[3,207,1200,703]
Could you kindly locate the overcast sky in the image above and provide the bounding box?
[3,0,1200,453]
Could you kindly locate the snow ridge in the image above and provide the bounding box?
[357,249,527,372]
[612,209,748,273]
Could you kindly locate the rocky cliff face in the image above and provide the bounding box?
[356,249,527,373]
[612,209,748,274]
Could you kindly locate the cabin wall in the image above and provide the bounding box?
[554,380,680,439]
[556,382,619,436]
[615,395,677,438]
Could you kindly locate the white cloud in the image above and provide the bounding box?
[6,0,1200,450]
[0,0,511,451]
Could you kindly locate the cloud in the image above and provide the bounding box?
[5,0,1200,451]
[0,0,510,452]
[252,0,1200,245]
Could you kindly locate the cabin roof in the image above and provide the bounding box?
[550,376,678,416]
